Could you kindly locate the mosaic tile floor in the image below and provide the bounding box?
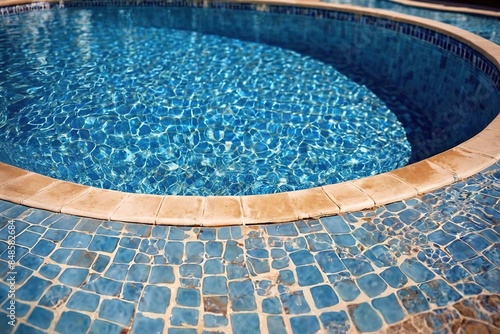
[0,162,498,333]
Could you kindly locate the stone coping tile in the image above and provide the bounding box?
[459,129,500,160]
[352,174,418,206]
[156,195,205,226]
[389,160,456,194]
[287,187,340,219]
[22,181,90,212]
[111,194,163,224]
[203,196,243,226]
[61,188,128,220]
[0,162,29,187]
[322,182,375,212]
[241,193,297,225]
[0,173,57,203]
[428,147,497,180]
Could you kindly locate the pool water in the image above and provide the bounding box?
[0,7,411,196]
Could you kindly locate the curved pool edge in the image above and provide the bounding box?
[0,0,499,227]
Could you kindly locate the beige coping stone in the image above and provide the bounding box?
[322,181,374,212]
[241,192,297,225]
[22,181,90,212]
[427,147,497,180]
[390,0,500,18]
[0,162,29,187]
[110,193,163,224]
[352,173,418,206]
[156,195,205,226]
[203,196,243,226]
[0,173,57,203]
[287,187,340,219]
[61,187,128,220]
[488,116,500,130]
[389,160,455,194]
[459,129,500,160]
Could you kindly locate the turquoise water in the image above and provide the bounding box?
[0,7,411,196]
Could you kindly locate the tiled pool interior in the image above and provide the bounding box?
[0,0,499,333]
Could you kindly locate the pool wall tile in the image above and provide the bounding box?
[156,196,204,226]
[322,182,374,212]
[241,193,298,224]
[202,196,243,226]
[22,181,90,212]
[110,193,163,224]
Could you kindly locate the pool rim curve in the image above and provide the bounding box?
[0,0,499,226]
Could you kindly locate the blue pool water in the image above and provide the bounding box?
[0,7,413,195]
[0,3,499,196]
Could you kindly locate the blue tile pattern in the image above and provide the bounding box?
[0,162,498,332]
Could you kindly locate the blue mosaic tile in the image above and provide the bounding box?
[227,263,248,280]
[67,291,100,312]
[67,249,97,268]
[16,231,40,247]
[315,250,345,273]
[75,218,102,232]
[14,323,45,334]
[43,229,67,242]
[296,220,323,233]
[105,264,129,280]
[88,319,124,334]
[321,216,351,234]
[419,279,462,306]
[17,276,51,301]
[230,313,260,334]
[119,237,141,249]
[127,264,151,282]
[334,279,361,301]
[290,315,320,334]
[455,282,483,295]
[266,222,298,236]
[446,239,477,261]
[372,293,405,324]
[332,234,356,247]
[39,285,72,307]
[229,280,256,311]
[82,275,122,296]
[319,311,350,333]
[204,314,228,328]
[311,284,339,308]
[60,232,92,248]
[88,235,119,253]
[203,295,228,314]
[202,276,228,295]
[19,253,44,270]
[171,307,199,326]
[304,233,333,251]
[400,258,435,283]
[428,230,455,245]
[165,241,184,264]
[55,311,91,334]
[342,257,374,276]
[114,247,136,263]
[50,216,80,230]
[296,265,324,286]
[380,266,408,288]
[474,268,500,293]
[59,268,89,287]
[176,287,200,307]
[284,237,307,252]
[357,273,387,297]
[349,302,383,332]
[27,306,53,329]
[122,282,143,302]
[31,239,56,256]
[483,245,500,266]
[204,258,224,275]
[92,254,110,273]
[364,244,397,267]
[445,265,471,283]
[150,265,175,284]
[480,229,500,242]
[463,256,494,274]
[247,257,270,275]
[139,285,171,313]
[262,296,282,314]
[131,313,164,334]
[4,265,32,285]
[267,316,286,334]
[99,299,135,326]
[280,291,311,314]
[206,241,223,257]
[180,264,202,278]
[397,286,430,313]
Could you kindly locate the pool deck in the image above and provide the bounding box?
[0,0,499,333]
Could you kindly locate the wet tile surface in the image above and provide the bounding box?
[0,162,499,332]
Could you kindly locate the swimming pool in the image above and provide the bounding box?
[0,0,499,225]
[0,2,498,198]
